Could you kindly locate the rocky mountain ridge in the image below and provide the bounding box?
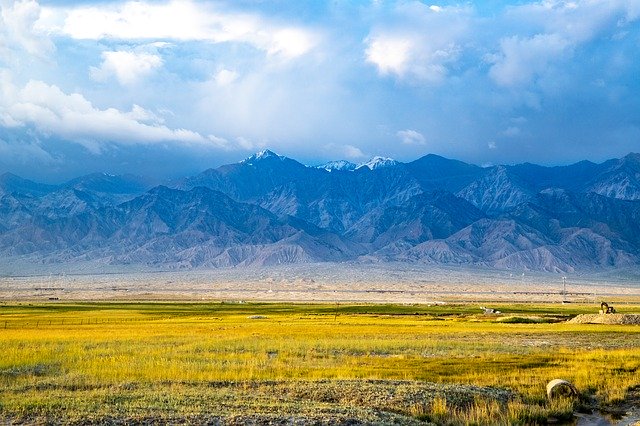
[2,151,640,272]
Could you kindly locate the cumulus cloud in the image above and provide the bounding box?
[90,51,163,86]
[0,0,54,60]
[235,136,260,150]
[0,72,222,153]
[364,3,469,83]
[214,69,238,86]
[397,129,426,145]
[342,144,366,159]
[488,0,640,88]
[488,34,570,87]
[365,36,412,77]
[505,0,640,42]
[1,0,639,178]
[42,0,318,60]
[207,134,231,149]
[323,143,366,160]
[266,28,316,59]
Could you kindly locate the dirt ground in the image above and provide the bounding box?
[2,263,640,303]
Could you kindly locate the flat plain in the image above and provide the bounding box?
[2,263,640,303]
[1,300,639,425]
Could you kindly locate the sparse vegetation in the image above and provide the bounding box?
[0,302,639,424]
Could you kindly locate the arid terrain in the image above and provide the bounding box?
[2,263,640,303]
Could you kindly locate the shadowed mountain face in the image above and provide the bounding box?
[0,186,355,267]
[2,151,640,271]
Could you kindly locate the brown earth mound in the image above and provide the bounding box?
[568,314,640,325]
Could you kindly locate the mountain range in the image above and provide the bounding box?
[2,150,640,272]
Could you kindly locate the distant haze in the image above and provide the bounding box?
[0,0,639,182]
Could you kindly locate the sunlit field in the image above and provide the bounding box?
[1,302,639,424]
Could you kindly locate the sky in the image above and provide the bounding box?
[0,0,639,182]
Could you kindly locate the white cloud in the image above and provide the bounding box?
[364,3,469,83]
[0,0,54,60]
[235,137,253,150]
[365,36,412,77]
[488,33,570,87]
[505,0,640,43]
[488,0,640,88]
[502,126,521,137]
[1,0,637,175]
[90,51,163,85]
[266,28,316,59]
[488,141,497,149]
[235,136,266,151]
[397,129,426,145]
[191,52,370,150]
[43,0,318,60]
[365,32,458,83]
[323,143,365,160]
[207,134,230,149]
[214,69,238,86]
[343,144,366,159]
[0,72,223,153]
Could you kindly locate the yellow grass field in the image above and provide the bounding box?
[1,302,639,424]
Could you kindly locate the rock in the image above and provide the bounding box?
[547,379,578,399]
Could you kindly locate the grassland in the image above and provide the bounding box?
[1,301,639,425]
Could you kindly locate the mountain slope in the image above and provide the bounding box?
[182,151,423,233]
[406,154,483,192]
[0,173,57,197]
[0,186,356,267]
[584,153,640,200]
[457,166,534,213]
[346,191,484,248]
[3,151,640,272]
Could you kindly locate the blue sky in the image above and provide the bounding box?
[0,0,639,182]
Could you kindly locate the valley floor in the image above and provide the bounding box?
[2,263,640,303]
[1,302,639,425]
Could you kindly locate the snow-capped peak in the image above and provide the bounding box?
[241,149,283,165]
[316,160,357,172]
[356,156,399,170]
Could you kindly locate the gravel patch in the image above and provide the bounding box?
[568,314,640,325]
